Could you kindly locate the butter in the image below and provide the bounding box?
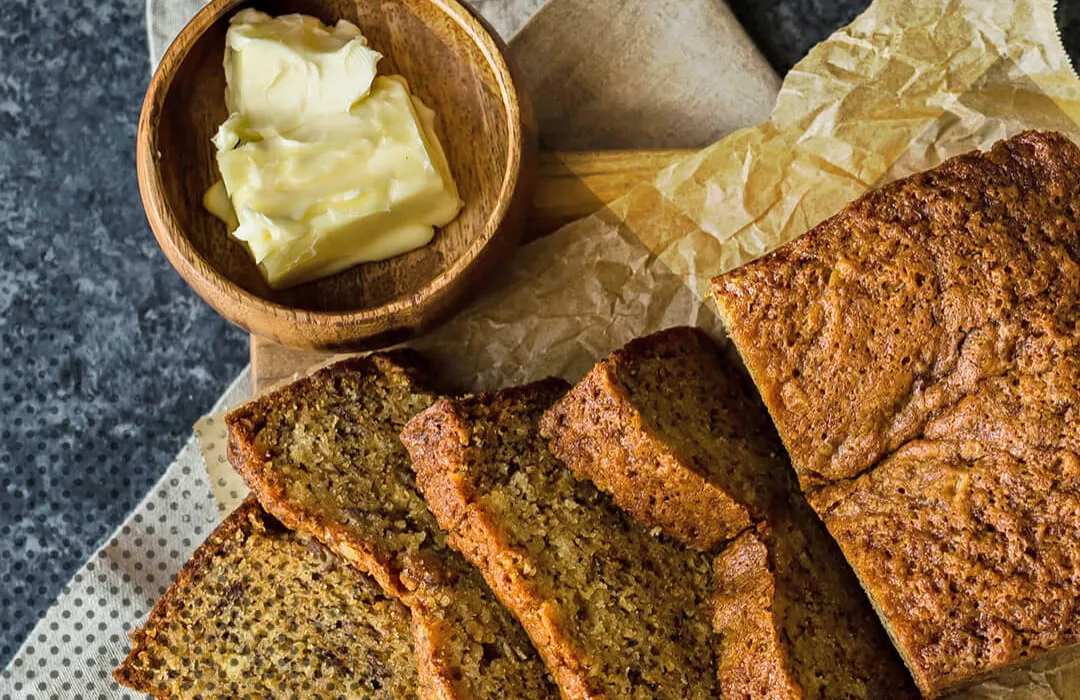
[207,9,462,289]
[201,180,238,231]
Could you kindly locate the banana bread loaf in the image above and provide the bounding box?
[401,379,719,700]
[540,326,792,551]
[711,130,1080,696]
[225,353,554,700]
[114,499,418,699]
[712,493,916,699]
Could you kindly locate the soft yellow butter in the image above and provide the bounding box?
[201,180,238,231]
[207,9,462,289]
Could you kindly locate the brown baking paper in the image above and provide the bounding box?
[198,0,1080,693]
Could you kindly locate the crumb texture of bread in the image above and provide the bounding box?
[712,130,1080,490]
[712,495,917,699]
[809,440,1080,697]
[225,353,555,700]
[402,379,719,700]
[711,131,1080,695]
[114,500,418,699]
[540,326,793,550]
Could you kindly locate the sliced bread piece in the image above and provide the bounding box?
[114,499,417,699]
[712,494,916,699]
[401,379,719,700]
[540,326,793,551]
[225,352,554,700]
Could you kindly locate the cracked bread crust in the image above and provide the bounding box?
[225,353,555,700]
[114,499,418,699]
[540,326,792,551]
[809,440,1080,697]
[402,379,720,700]
[712,130,1080,491]
[712,496,917,699]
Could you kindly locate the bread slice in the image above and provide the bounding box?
[712,494,917,699]
[401,379,719,700]
[114,499,418,699]
[225,352,554,700]
[540,326,792,551]
[711,131,1080,695]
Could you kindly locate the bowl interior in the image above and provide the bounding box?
[155,0,514,312]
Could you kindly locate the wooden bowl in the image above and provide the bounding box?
[138,0,536,351]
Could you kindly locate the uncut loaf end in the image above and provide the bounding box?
[712,130,1080,696]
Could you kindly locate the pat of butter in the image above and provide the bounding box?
[207,9,462,289]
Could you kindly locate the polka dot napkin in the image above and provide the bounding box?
[0,369,251,699]
[193,415,248,518]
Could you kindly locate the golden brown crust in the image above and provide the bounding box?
[226,351,434,597]
[226,353,457,699]
[809,440,1080,697]
[540,327,792,551]
[711,130,1080,695]
[402,379,720,700]
[226,353,554,700]
[712,530,800,700]
[402,380,597,699]
[712,130,1080,490]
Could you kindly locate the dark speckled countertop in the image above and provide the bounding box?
[0,0,1078,669]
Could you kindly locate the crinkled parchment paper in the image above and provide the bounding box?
[418,0,1080,395]
[620,0,1080,302]
[201,0,1080,694]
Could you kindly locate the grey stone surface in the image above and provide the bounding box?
[0,0,1078,672]
[0,0,247,667]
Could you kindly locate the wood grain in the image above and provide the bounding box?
[250,147,691,394]
[138,0,536,351]
[527,149,690,239]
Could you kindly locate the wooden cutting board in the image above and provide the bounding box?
[250,148,692,395]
